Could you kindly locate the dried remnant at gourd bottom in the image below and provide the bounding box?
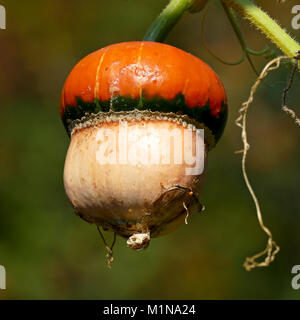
[60,41,228,251]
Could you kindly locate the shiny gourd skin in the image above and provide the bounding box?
[60,41,227,147]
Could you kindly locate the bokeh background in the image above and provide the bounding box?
[0,0,299,299]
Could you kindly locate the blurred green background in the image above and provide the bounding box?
[0,0,299,299]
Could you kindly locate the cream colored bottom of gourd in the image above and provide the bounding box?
[63,114,207,250]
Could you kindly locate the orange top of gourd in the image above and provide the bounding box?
[60,41,226,116]
[60,41,228,146]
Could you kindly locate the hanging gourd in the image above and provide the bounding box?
[60,41,227,256]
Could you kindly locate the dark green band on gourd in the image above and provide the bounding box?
[62,93,227,143]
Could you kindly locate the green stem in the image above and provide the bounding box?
[222,0,300,58]
[144,0,300,65]
[221,3,260,75]
[143,0,193,42]
[222,3,269,56]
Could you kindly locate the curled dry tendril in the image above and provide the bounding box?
[97,226,117,269]
[236,52,299,271]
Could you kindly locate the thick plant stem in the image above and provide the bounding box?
[143,0,193,42]
[223,0,300,58]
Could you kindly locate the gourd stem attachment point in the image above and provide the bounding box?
[127,232,151,251]
[143,0,193,42]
